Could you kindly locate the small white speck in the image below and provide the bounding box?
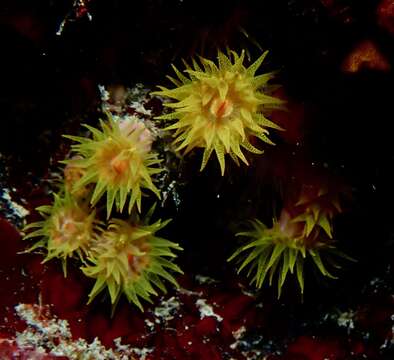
[144,319,155,329]
[195,274,217,285]
[337,310,356,333]
[98,85,110,101]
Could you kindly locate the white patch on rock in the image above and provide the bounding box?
[1,188,30,224]
[14,303,141,359]
[195,299,223,322]
[177,287,202,296]
[153,296,181,323]
[98,84,110,101]
[337,310,355,332]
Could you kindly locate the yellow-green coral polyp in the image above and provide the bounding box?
[153,50,284,175]
[64,117,162,218]
[23,192,99,274]
[82,216,183,311]
[228,212,348,298]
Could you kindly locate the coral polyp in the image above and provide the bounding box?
[64,156,90,198]
[81,213,183,310]
[153,50,284,175]
[292,185,343,239]
[228,209,351,297]
[23,192,99,274]
[64,116,162,218]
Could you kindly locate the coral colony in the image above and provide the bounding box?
[23,50,351,311]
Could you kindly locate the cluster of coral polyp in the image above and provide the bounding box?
[24,112,182,310]
[23,50,352,311]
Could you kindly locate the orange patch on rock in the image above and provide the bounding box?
[342,40,391,73]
